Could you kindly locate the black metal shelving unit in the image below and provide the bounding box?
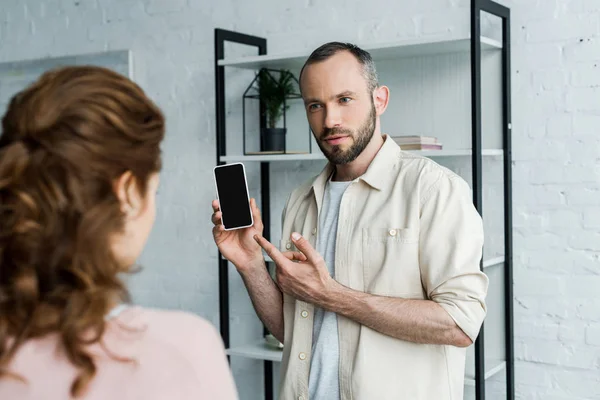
[214,1,512,399]
[214,28,275,400]
[472,2,514,399]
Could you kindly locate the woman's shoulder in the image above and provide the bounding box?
[112,305,224,351]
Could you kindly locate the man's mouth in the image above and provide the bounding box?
[323,135,349,145]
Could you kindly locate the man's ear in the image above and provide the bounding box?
[373,85,390,116]
[114,171,142,217]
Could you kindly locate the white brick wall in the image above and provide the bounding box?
[1,0,599,399]
[512,2,600,396]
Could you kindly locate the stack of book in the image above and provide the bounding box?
[390,135,442,150]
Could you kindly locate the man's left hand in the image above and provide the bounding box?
[254,232,338,306]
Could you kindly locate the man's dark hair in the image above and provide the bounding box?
[299,42,379,94]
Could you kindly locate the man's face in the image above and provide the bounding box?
[300,51,377,165]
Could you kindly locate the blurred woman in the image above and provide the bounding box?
[0,66,238,399]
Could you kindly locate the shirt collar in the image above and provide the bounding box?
[303,134,401,200]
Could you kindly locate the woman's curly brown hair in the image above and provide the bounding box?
[0,65,165,397]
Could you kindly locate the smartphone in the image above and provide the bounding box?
[213,162,254,231]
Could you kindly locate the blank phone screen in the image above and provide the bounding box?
[214,163,253,230]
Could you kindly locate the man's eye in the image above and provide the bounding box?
[340,97,351,103]
[309,104,321,110]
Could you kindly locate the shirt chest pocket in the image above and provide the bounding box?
[361,227,424,298]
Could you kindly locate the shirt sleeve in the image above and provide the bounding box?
[419,170,489,342]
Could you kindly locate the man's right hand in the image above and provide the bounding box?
[211,198,264,273]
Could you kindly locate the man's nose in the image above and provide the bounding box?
[323,106,342,129]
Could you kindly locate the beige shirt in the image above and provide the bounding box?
[277,135,488,400]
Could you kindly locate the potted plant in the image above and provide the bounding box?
[256,68,297,152]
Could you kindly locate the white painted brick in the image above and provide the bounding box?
[36,2,62,20]
[187,0,236,28]
[570,249,600,275]
[518,339,599,369]
[514,361,553,389]
[520,248,598,275]
[526,15,599,43]
[419,9,469,36]
[514,210,546,232]
[583,207,600,228]
[566,164,600,183]
[529,162,600,184]
[531,185,567,207]
[144,0,187,15]
[539,395,599,400]
[564,0,600,13]
[585,324,600,346]
[524,119,546,139]
[549,368,600,399]
[557,321,587,344]
[512,163,532,184]
[565,136,600,162]
[573,114,600,135]
[542,209,582,229]
[515,295,581,320]
[514,317,576,343]
[568,232,600,251]
[156,10,212,30]
[571,63,600,86]
[564,276,600,299]
[552,370,600,399]
[516,137,569,161]
[578,300,600,321]
[564,38,600,62]
[566,86,600,112]
[533,69,569,91]
[512,0,561,21]
[99,0,146,23]
[528,163,563,184]
[357,17,416,42]
[565,185,600,206]
[546,114,572,137]
[516,43,563,69]
[514,270,566,296]
[517,229,566,251]
[513,184,567,209]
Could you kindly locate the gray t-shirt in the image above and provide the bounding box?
[308,178,352,400]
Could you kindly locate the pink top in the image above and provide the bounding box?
[0,306,239,400]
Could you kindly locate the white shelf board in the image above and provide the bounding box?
[483,256,505,269]
[226,340,283,362]
[221,149,503,163]
[265,254,505,269]
[464,359,506,386]
[218,36,502,70]
[226,341,505,385]
[221,152,324,162]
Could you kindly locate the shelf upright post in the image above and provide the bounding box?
[214,28,274,400]
[470,1,513,400]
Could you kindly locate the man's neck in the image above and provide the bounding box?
[332,133,385,182]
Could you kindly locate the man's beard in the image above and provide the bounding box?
[316,103,377,165]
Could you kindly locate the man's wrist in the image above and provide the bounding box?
[320,278,351,312]
[236,256,266,277]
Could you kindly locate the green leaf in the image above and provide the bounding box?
[255,69,298,128]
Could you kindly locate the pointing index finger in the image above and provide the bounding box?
[253,234,286,265]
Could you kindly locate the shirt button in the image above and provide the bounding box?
[299,352,306,360]
[388,229,397,236]
[299,396,305,400]
[301,310,309,318]
[285,242,292,250]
